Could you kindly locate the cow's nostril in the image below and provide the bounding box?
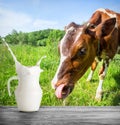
[62,86,69,94]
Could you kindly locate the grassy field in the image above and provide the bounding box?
[0,43,120,106]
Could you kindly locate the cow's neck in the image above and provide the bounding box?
[96,39,103,61]
[97,40,101,56]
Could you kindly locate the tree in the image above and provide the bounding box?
[4,29,64,46]
[28,33,36,45]
[48,29,64,44]
[5,29,19,44]
[17,32,28,44]
[37,39,46,46]
[0,36,2,44]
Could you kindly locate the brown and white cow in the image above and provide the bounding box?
[52,8,120,101]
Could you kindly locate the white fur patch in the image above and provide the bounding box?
[87,70,94,81]
[97,8,116,18]
[52,26,76,88]
[51,32,68,88]
[74,28,82,43]
[66,26,75,32]
[104,61,108,75]
[86,22,90,27]
[97,79,103,92]
[97,8,118,28]
[51,56,66,89]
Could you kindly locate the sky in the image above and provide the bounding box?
[0,0,120,37]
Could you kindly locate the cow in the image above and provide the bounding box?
[51,8,120,101]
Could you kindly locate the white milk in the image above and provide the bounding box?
[4,41,46,112]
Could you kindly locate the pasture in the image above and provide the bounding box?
[0,43,120,106]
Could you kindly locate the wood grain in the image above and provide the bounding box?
[0,106,120,125]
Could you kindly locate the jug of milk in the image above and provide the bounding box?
[4,41,46,112]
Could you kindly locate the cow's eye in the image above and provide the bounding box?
[79,48,86,56]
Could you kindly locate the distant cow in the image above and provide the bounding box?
[52,8,120,101]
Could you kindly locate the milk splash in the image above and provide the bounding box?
[4,39,46,112]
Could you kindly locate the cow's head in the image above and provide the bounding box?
[52,18,116,99]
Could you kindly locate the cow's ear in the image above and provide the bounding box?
[89,11,102,26]
[100,18,116,37]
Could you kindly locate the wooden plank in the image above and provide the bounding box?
[0,106,120,125]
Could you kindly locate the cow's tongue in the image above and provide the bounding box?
[55,84,70,99]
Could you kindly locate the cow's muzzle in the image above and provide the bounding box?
[55,84,74,99]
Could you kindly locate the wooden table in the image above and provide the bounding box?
[0,106,120,125]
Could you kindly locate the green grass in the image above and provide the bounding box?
[0,43,120,106]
